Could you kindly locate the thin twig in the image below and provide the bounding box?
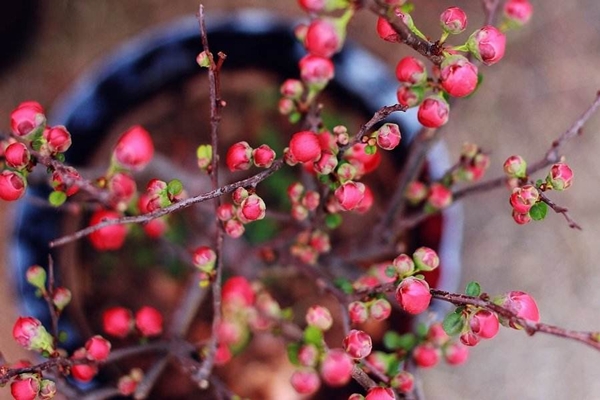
[538,191,582,230]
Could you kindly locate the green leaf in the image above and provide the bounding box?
[443,311,465,336]
[364,145,377,155]
[334,277,354,295]
[465,281,481,297]
[287,343,301,365]
[303,326,324,346]
[289,112,301,124]
[384,331,417,351]
[48,191,67,207]
[167,179,183,196]
[530,202,548,221]
[415,322,428,338]
[54,153,66,163]
[58,330,69,343]
[325,213,342,229]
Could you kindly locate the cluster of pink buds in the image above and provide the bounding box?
[144,178,186,212]
[9,372,56,400]
[502,0,534,29]
[102,305,163,339]
[287,182,320,221]
[225,141,276,171]
[192,246,217,287]
[509,184,540,225]
[217,187,266,238]
[26,265,72,312]
[412,323,469,368]
[291,229,331,264]
[459,309,500,347]
[69,335,112,383]
[454,142,490,182]
[88,209,128,251]
[117,368,144,396]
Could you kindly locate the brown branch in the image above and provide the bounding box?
[48,159,284,248]
[368,0,444,65]
[538,191,582,230]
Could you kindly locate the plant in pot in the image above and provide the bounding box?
[2,1,599,399]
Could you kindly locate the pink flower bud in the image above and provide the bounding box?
[135,306,163,337]
[138,195,167,238]
[343,329,373,359]
[88,209,127,251]
[43,125,72,153]
[305,18,343,58]
[444,342,469,365]
[440,55,478,98]
[376,11,414,42]
[320,349,353,386]
[427,323,450,346]
[306,305,333,331]
[113,125,154,170]
[396,84,424,108]
[302,190,321,211]
[299,55,335,88]
[4,142,30,169]
[426,183,453,210]
[417,95,450,128]
[226,141,253,171]
[344,143,381,176]
[366,387,395,400]
[39,379,56,400]
[108,172,136,207]
[71,348,98,382]
[12,317,54,353]
[460,331,481,347]
[192,246,216,271]
[231,187,249,205]
[217,203,235,221]
[395,57,427,85]
[440,7,468,34]
[239,194,266,222]
[512,210,531,225]
[546,162,573,191]
[280,78,304,99]
[391,371,415,393]
[313,150,338,175]
[405,181,427,204]
[289,131,321,163]
[503,155,528,178]
[509,184,539,214]
[413,343,439,368]
[298,344,320,367]
[287,182,305,202]
[0,170,26,201]
[376,123,402,150]
[504,0,533,26]
[224,219,245,238]
[51,167,80,197]
[214,343,232,366]
[467,26,506,66]
[11,374,40,400]
[252,144,276,168]
[10,101,46,137]
[469,309,499,339]
[278,97,294,115]
[348,301,369,324]
[222,276,255,307]
[103,307,133,338]
[396,277,432,314]
[290,369,321,395]
[355,184,374,213]
[393,253,416,277]
[51,287,72,311]
[26,265,46,291]
[499,291,540,329]
[85,335,111,362]
[335,181,365,211]
[413,247,440,272]
[369,298,392,321]
[336,163,357,182]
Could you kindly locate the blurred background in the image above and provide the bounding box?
[1,0,600,399]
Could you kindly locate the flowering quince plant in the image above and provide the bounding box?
[1,0,600,399]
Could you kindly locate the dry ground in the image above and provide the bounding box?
[1,1,600,399]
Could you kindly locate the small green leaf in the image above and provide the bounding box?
[54,153,66,162]
[58,330,69,343]
[536,179,544,187]
[383,331,417,351]
[289,112,301,124]
[48,191,67,207]
[465,281,481,297]
[443,311,465,336]
[167,179,183,196]
[334,277,354,295]
[286,342,300,366]
[415,322,428,338]
[530,202,548,221]
[364,145,377,155]
[325,213,342,229]
[303,326,324,346]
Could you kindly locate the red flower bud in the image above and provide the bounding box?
[343,329,373,359]
[413,246,439,272]
[440,7,468,34]
[289,131,321,163]
[390,371,415,394]
[298,344,320,367]
[469,309,499,339]
[499,291,540,329]
[299,55,335,88]
[320,349,353,386]
[4,142,30,169]
[102,307,133,338]
[335,181,365,211]
[396,84,424,108]
[71,348,98,382]
[135,306,163,337]
[444,342,469,365]
[440,55,478,98]
[43,125,72,153]
[376,123,402,150]
[369,298,392,321]
[85,335,111,362]
[366,387,395,400]
[504,0,533,26]
[413,343,439,368]
[395,57,427,85]
[192,246,217,271]
[113,125,154,170]
[512,210,531,225]
[426,183,453,210]
[546,162,573,191]
[252,144,276,168]
[305,18,343,58]
[226,141,253,171]
[509,184,539,214]
[12,317,54,353]
[405,181,427,204]
[10,101,46,138]
[11,374,40,400]
[290,369,321,395]
[417,95,450,128]
[467,26,506,66]
[503,155,527,178]
[348,301,369,324]
[88,209,127,251]
[280,78,304,99]
[0,170,26,201]
[306,305,333,331]
[396,277,431,314]
[222,276,255,307]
